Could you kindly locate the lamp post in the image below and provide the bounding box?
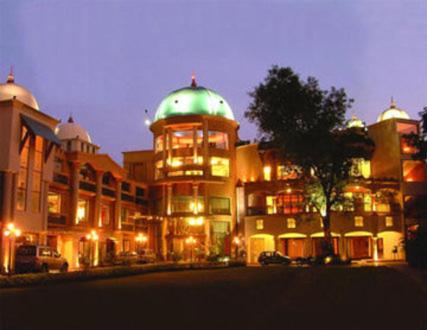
[3,223,21,274]
[135,233,148,253]
[85,230,99,267]
[185,236,197,262]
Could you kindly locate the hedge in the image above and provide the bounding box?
[0,261,246,289]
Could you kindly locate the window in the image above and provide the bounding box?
[48,192,61,214]
[17,127,30,211]
[76,199,89,224]
[171,196,204,214]
[256,219,264,230]
[209,197,231,215]
[263,166,271,181]
[208,131,228,149]
[275,193,304,214]
[277,165,302,180]
[354,216,364,227]
[403,160,425,182]
[171,129,202,149]
[363,194,372,212]
[266,196,276,214]
[54,157,63,173]
[211,157,229,177]
[396,122,417,135]
[155,161,163,179]
[155,135,164,152]
[31,136,43,212]
[351,159,371,179]
[385,216,394,227]
[167,156,203,167]
[401,137,417,154]
[287,218,296,229]
[100,204,110,226]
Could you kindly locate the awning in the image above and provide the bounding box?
[21,115,61,146]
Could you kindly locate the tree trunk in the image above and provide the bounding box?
[321,212,334,256]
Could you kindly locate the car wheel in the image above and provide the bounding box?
[60,263,69,273]
[41,264,49,273]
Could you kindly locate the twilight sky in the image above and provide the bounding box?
[1,1,426,162]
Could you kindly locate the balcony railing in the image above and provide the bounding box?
[102,187,116,198]
[121,193,134,203]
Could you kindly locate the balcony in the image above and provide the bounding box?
[48,214,67,225]
[53,173,69,185]
[102,187,116,198]
[121,193,134,203]
[79,181,96,192]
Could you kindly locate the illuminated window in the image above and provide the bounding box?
[17,127,30,211]
[100,204,110,226]
[208,131,228,149]
[385,216,394,227]
[277,165,301,180]
[53,157,63,173]
[155,135,164,152]
[48,192,61,214]
[287,218,296,229]
[403,160,425,182]
[354,216,364,227]
[209,197,230,215]
[256,219,264,230]
[266,196,276,214]
[31,136,44,212]
[171,196,204,214]
[171,129,202,149]
[396,122,417,135]
[401,137,417,154]
[168,156,203,167]
[76,199,89,224]
[263,166,271,181]
[211,157,229,177]
[351,159,371,179]
[275,193,304,214]
[374,202,390,213]
[363,194,372,212]
[155,161,163,179]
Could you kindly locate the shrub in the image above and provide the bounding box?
[406,225,427,269]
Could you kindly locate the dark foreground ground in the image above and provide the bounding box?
[1,266,426,330]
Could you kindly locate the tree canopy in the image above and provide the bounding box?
[245,66,374,252]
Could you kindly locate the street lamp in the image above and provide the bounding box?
[185,236,197,262]
[3,223,21,273]
[135,233,148,253]
[85,230,99,267]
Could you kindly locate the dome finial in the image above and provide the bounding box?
[68,114,74,123]
[6,65,14,83]
[191,72,197,88]
[390,96,396,108]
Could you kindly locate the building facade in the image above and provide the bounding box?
[1,71,426,271]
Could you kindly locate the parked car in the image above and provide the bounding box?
[15,245,69,273]
[258,251,291,266]
[137,250,157,264]
[113,251,139,265]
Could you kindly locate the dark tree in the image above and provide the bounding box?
[245,66,373,254]
[404,106,427,160]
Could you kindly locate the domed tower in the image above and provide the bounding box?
[55,116,99,154]
[150,75,239,259]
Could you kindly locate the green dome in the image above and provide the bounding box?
[154,82,234,122]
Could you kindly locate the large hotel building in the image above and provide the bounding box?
[0,71,426,271]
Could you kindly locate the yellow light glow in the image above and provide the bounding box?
[233,236,241,245]
[185,236,197,245]
[136,233,148,243]
[263,166,271,181]
[286,188,292,194]
[4,230,10,237]
[6,223,15,231]
[188,217,204,226]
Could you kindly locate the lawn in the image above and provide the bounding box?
[0,266,426,330]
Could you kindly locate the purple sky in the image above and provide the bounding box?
[1,1,427,162]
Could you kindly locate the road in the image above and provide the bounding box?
[1,266,426,330]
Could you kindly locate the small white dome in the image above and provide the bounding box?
[55,116,92,143]
[377,99,410,122]
[347,115,364,128]
[0,72,39,110]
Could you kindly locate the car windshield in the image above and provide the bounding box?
[16,246,36,256]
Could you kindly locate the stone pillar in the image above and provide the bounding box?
[115,179,122,230]
[372,237,379,261]
[94,171,103,227]
[192,183,199,215]
[202,120,209,177]
[204,218,210,255]
[70,161,80,225]
[166,184,172,216]
[193,126,198,163]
